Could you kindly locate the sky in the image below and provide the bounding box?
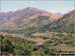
[1,0,74,14]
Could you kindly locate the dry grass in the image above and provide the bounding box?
[0,32,48,45]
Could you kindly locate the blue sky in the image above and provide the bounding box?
[1,0,74,14]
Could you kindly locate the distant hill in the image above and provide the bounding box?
[56,12,62,15]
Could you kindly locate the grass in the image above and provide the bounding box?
[0,32,48,45]
[0,31,75,51]
[55,44,75,51]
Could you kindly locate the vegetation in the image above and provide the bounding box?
[1,31,75,55]
[1,35,59,55]
[60,34,75,47]
[49,13,75,34]
[1,35,14,53]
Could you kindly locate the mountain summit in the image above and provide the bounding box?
[56,12,62,15]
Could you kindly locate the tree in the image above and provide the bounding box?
[13,45,31,55]
[32,49,45,55]
[31,46,38,51]
[1,35,14,53]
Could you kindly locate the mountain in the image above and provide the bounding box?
[0,7,61,31]
[41,10,75,34]
[56,12,62,15]
[0,7,74,34]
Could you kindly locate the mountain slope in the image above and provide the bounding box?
[0,7,61,31]
[41,10,75,34]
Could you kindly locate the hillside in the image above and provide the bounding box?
[41,10,75,34]
[0,7,61,31]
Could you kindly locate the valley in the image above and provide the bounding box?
[0,7,75,55]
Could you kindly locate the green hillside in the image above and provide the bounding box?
[41,10,75,34]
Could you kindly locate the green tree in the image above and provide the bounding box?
[1,35,14,53]
[31,46,38,51]
[13,45,31,55]
[32,49,46,55]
